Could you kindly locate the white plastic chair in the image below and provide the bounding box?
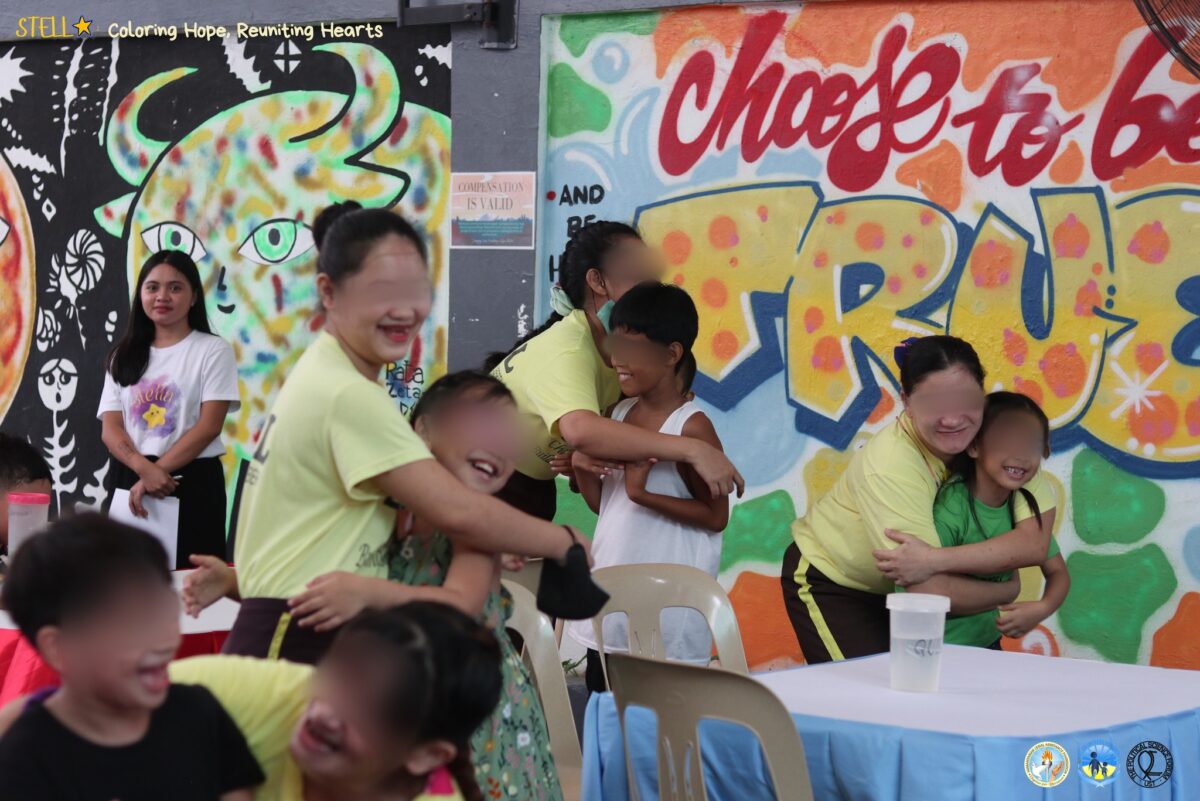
[591,564,749,686]
[502,579,582,800]
[607,653,814,801]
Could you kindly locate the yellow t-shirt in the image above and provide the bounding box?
[491,310,621,480]
[792,415,1057,594]
[234,331,433,598]
[170,656,463,801]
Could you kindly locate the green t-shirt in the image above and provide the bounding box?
[929,480,1060,647]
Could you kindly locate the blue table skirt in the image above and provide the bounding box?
[582,692,1200,801]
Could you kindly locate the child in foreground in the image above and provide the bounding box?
[907,391,1070,647]
[0,432,52,579]
[0,514,263,800]
[561,282,729,692]
[186,372,564,801]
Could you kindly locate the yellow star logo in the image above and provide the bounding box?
[73,16,93,37]
[142,403,166,430]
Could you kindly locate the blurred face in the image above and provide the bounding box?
[969,410,1045,492]
[606,328,680,397]
[420,394,521,495]
[319,234,433,373]
[902,366,985,461]
[292,641,450,786]
[43,580,181,712]
[0,478,51,545]
[140,263,194,329]
[588,237,665,306]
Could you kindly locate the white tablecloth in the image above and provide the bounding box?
[756,645,1200,736]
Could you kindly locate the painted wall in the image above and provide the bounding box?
[541,1,1200,670]
[0,26,451,518]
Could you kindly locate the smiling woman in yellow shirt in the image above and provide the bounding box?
[171,603,501,801]
[781,336,1058,663]
[486,221,744,520]
[220,202,585,663]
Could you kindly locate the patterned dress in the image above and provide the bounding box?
[388,532,565,801]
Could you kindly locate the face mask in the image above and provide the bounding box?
[596,300,615,333]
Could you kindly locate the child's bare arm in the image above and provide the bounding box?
[628,414,729,532]
[997,553,1069,639]
[573,450,604,513]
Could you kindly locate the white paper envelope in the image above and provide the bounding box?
[109,490,180,568]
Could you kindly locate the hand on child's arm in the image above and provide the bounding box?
[624,460,654,500]
[997,600,1049,639]
[182,556,238,617]
[571,450,622,478]
[500,553,527,572]
[873,529,940,586]
[549,452,574,477]
[289,571,391,632]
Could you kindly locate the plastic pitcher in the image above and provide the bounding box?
[886,593,950,692]
[7,492,50,556]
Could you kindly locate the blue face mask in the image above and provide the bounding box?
[596,300,615,333]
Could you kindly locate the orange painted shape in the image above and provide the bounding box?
[708,214,740,249]
[1000,624,1060,657]
[728,571,805,669]
[701,277,729,309]
[969,239,1014,288]
[712,329,739,361]
[867,390,895,424]
[895,140,963,211]
[854,221,886,252]
[663,230,692,266]
[1151,592,1200,670]
[1039,342,1087,399]
[1127,220,1171,265]
[1049,141,1085,185]
[1135,342,1166,375]
[1013,376,1045,407]
[1112,156,1200,193]
[812,335,845,373]
[653,6,748,79]
[1128,394,1179,444]
[1052,213,1090,259]
[1187,397,1200,437]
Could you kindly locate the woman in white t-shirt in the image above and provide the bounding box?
[99,249,240,568]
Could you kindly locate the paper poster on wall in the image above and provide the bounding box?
[451,172,537,249]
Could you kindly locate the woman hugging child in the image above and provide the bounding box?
[185,372,564,801]
[908,391,1070,648]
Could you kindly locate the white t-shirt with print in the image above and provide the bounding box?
[97,331,240,459]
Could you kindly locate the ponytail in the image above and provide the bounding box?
[483,220,640,370]
[447,749,483,801]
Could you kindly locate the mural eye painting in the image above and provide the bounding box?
[237,219,314,265]
[0,217,9,248]
[141,222,208,261]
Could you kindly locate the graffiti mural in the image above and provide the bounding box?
[0,28,451,518]
[541,1,1200,670]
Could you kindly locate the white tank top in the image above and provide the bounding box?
[565,398,722,664]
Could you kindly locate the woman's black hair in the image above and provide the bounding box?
[312,200,429,286]
[942,391,1051,534]
[409,370,514,425]
[893,335,985,395]
[330,603,502,801]
[106,250,212,386]
[482,220,641,370]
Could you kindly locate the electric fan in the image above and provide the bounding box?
[1135,0,1200,78]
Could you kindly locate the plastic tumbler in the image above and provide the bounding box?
[886,593,951,692]
[7,492,51,556]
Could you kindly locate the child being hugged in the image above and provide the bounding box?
[185,372,565,801]
[99,249,240,567]
[562,282,729,693]
[911,391,1070,648]
[0,514,263,801]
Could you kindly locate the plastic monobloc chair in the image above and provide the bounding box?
[607,653,814,801]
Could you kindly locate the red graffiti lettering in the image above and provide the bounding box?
[1093,34,1200,180]
[951,64,1083,185]
[658,14,960,191]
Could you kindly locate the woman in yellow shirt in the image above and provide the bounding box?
[486,221,743,520]
[782,336,1058,662]
[222,202,585,661]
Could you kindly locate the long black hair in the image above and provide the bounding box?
[312,200,429,286]
[329,603,502,801]
[941,391,1050,534]
[107,250,212,386]
[483,220,641,371]
[894,334,985,395]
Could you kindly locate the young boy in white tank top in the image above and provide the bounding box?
[562,284,729,693]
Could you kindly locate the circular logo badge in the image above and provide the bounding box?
[1127,741,1173,788]
[1025,741,1070,787]
[1079,741,1120,787]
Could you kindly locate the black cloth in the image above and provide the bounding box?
[0,683,264,801]
[585,648,608,694]
[537,542,609,621]
[496,469,557,520]
[222,597,338,665]
[107,455,227,570]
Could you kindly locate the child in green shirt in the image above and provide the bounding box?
[929,392,1070,648]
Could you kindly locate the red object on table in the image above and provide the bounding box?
[0,628,228,707]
